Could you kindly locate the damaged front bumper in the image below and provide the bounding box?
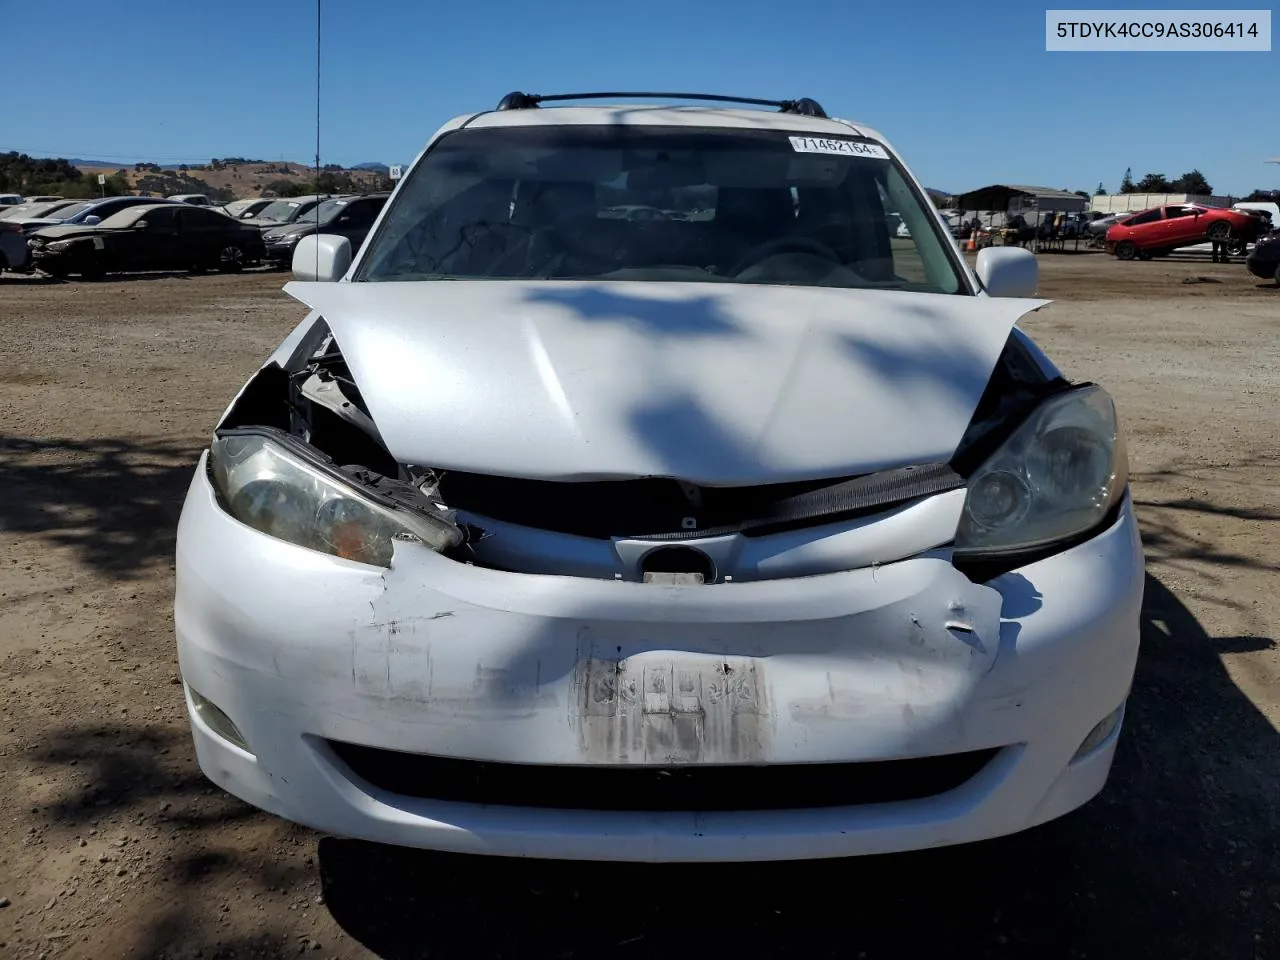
[176,458,1143,862]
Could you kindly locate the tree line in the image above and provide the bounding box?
[1112,167,1214,195]
[1102,168,1275,202]
[0,151,130,198]
[263,170,392,197]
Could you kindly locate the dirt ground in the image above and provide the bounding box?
[1,252,1278,960]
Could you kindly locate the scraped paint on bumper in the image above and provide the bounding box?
[175,457,1144,861]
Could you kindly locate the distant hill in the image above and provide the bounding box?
[70,159,391,201]
[61,158,134,168]
[352,162,390,173]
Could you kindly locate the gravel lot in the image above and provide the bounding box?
[2,254,1278,959]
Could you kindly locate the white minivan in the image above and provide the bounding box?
[175,90,1143,863]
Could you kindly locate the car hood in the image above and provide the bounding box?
[285,280,1047,484]
[265,222,319,238]
[30,224,109,240]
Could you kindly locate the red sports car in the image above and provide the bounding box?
[1105,204,1262,260]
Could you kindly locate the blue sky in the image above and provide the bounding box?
[6,0,1277,195]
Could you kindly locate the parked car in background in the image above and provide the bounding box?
[6,201,98,230]
[28,203,265,279]
[223,198,274,220]
[242,195,339,230]
[1087,213,1124,236]
[1,219,32,273]
[0,199,80,221]
[1245,231,1280,284]
[1059,212,1104,239]
[1105,204,1264,260]
[172,193,213,206]
[24,195,65,203]
[14,195,180,232]
[262,193,389,266]
[0,194,23,207]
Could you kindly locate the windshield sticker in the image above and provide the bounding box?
[788,136,889,160]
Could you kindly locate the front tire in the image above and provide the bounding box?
[218,244,245,273]
[1206,221,1232,242]
[1115,240,1137,261]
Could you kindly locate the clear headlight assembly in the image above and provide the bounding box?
[208,428,460,567]
[955,384,1128,557]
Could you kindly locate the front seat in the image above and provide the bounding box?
[511,180,599,273]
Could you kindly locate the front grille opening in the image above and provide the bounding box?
[640,546,715,583]
[437,463,963,541]
[325,742,1001,812]
[438,472,851,540]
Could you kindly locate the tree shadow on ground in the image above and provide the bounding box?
[1131,458,1280,602]
[0,434,201,579]
[316,572,1279,960]
[24,722,317,959]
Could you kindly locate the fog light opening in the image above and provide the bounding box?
[1072,702,1125,761]
[188,686,254,756]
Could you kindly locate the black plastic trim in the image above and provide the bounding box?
[495,91,828,117]
[326,741,1002,812]
[440,462,964,542]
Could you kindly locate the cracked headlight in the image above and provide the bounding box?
[209,429,460,566]
[954,384,1127,556]
[45,240,73,252]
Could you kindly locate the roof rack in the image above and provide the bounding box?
[494,91,828,118]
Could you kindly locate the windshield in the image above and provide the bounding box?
[97,207,151,228]
[357,126,964,294]
[310,198,350,224]
[256,200,303,222]
[1,203,46,219]
[50,202,93,221]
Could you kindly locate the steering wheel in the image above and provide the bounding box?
[730,236,842,276]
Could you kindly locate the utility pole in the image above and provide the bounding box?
[314,0,321,197]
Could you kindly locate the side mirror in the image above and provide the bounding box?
[292,233,351,282]
[975,246,1038,298]
[134,220,148,230]
[83,215,102,226]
